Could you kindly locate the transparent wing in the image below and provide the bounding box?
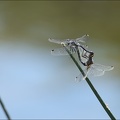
[75,73,83,82]
[48,38,69,44]
[48,35,89,44]
[91,64,114,71]
[48,38,62,44]
[75,63,114,80]
[88,63,114,77]
[75,34,89,43]
[51,46,76,56]
[88,66,105,77]
[75,68,88,81]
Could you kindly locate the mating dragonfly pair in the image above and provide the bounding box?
[48,34,114,81]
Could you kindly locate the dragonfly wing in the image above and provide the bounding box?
[75,68,89,81]
[48,38,70,45]
[75,34,89,43]
[75,73,83,82]
[51,46,76,56]
[51,47,68,56]
[88,63,114,77]
[48,38,62,44]
[88,66,105,77]
[92,64,114,71]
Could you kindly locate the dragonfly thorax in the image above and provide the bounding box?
[67,40,77,47]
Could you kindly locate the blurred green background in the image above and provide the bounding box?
[0,1,120,119]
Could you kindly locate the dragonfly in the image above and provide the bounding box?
[49,35,114,81]
[48,34,89,66]
[48,34,89,56]
[75,45,114,81]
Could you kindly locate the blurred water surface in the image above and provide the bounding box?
[0,1,120,119]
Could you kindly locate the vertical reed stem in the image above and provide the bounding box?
[64,46,116,120]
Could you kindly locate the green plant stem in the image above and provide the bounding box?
[0,97,11,120]
[64,46,116,120]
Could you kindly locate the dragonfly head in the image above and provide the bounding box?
[61,39,70,46]
[66,40,76,46]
